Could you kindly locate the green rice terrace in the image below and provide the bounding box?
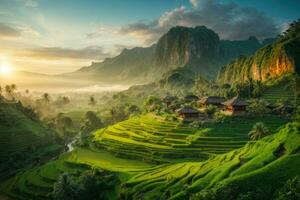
[0,113,295,200]
[262,75,298,104]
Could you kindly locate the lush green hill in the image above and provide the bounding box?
[92,114,287,163]
[122,122,300,200]
[0,115,290,200]
[217,20,300,84]
[261,74,298,104]
[1,115,296,200]
[0,98,63,180]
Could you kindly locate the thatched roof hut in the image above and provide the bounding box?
[176,107,199,120]
[199,96,226,106]
[222,96,247,112]
[184,95,199,102]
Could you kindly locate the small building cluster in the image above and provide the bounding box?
[163,94,249,121]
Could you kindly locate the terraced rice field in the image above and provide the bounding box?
[0,114,290,199]
[0,147,154,200]
[92,115,288,163]
[262,77,297,104]
[122,123,300,199]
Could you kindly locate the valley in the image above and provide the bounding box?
[0,2,299,200]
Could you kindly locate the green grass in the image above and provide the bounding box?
[262,74,298,104]
[0,114,293,200]
[122,122,300,200]
[0,101,63,180]
[92,114,287,163]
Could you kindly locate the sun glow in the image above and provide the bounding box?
[0,63,13,75]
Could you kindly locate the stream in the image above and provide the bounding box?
[67,139,77,152]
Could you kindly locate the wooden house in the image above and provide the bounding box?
[177,107,200,120]
[222,96,247,114]
[184,95,199,102]
[199,96,226,107]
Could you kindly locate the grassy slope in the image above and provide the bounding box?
[0,114,292,200]
[92,114,287,163]
[261,74,298,104]
[0,100,63,180]
[123,122,300,200]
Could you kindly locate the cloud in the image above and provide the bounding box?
[0,23,22,39]
[15,46,111,60]
[120,0,280,44]
[190,0,199,8]
[24,0,39,7]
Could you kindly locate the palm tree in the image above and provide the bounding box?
[89,96,96,106]
[62,96,70,105]
[5,85,12,99]
[52,173,78,200]
[11,84,16,91]
[43,93,50,105]
[248,122,269,140]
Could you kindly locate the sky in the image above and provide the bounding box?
[0,0,299,74]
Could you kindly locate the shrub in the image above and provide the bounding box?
[213,111,227,123]
[204,105,218,118]
[275,176,300,200]
[247,99,269,116]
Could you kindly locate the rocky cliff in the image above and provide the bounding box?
[217,20,300,84]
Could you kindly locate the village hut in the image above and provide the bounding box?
[184,94,199,102]
[176,107,200,120]
[222,96,247,114]
[199,96,226,107]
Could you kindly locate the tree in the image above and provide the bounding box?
[62,96,70,105]
[81,111,104,134]
[252,80,263,98]
[248,122,269,140]
[42,93,50,105]
[52,173,79,200]
[89,96,96,106]
[144,96,162,112]
[5,85,12,99]
[126,104,141,116]
[275,176,300,200]
[194,75,208,96]
[288,74,300,105]
[247,99,269,116]
[204,105,218,118]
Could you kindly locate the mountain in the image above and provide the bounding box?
[217,20,300,84]
[69,26,267,84]
[67,45,157,84]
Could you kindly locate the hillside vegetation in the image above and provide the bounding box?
[92,114,287,163]
[217,20,300,84]
[0,99,63,180]
[0,114,292,200]
[69,26,267,84]
[122,122,300,200]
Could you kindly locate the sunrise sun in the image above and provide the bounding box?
[0,63,13,75]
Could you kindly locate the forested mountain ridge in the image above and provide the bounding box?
[69,26,269,84]
[217,20,300,84]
